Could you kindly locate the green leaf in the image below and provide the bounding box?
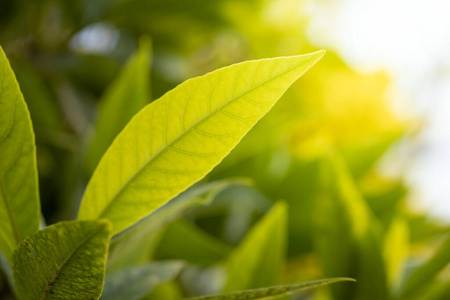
[383,215,409,292]
[155,219,231,265]
[402,233,450,297]
[314,153,388,300]
[144,281,183,300]
[413,280,450,300]
[0,46,40,262]
[107,180,234,270]
[108,229,164,273]
[340,130,404,178]
[12,220,112,300]
[407,214,448,244]
[101,261,184,300]
[186,278,355,300]
[217,184,272,246]
[84,37,152,175]
[223,201,287,292]
[78,50,325,234]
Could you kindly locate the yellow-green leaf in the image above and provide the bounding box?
[186,278,355,300]
[223,201,287,292]
[78,50,325,234]
[12,220,112,300]
[0,46,40,262]
[84,37,152,175]
[383,215,409,292]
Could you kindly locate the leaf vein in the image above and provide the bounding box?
[40,225,105,300]
[96,60,306,220]
[0,175,21,244]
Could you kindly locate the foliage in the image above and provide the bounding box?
[0,48,40,263]
[77,50,325,235]
[0,42,334,299]
[0,0,449,299]
[12,220,111,300]
[186,278,355,300]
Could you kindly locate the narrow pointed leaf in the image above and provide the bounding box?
[84,37,152,175]
[314,154,388,300]
[78,50,325,234]
[12,220,112,300]
[101,261,184,300]
[383,215,409,290]
[223,201,287,292]
[186,278,355,300]
[0,46,40,262]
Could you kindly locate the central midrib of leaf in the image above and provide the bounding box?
[0,175,21,245]
[188,278,355,300]
[40,226,104,300]
[95,57,312,220]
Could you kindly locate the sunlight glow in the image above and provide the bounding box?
[307,0,450,220]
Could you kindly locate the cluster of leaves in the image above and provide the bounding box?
[1,42,353,299]
[0,0,449,299]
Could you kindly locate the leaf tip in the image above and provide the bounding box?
[310,49,326,62]
[290,49,326,75]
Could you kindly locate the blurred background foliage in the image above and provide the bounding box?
[0,0,449,299]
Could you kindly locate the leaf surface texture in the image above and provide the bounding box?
[12,220,112,300]
[186,278,355,300]
[78,51,325,234]
[0,46,40,262]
